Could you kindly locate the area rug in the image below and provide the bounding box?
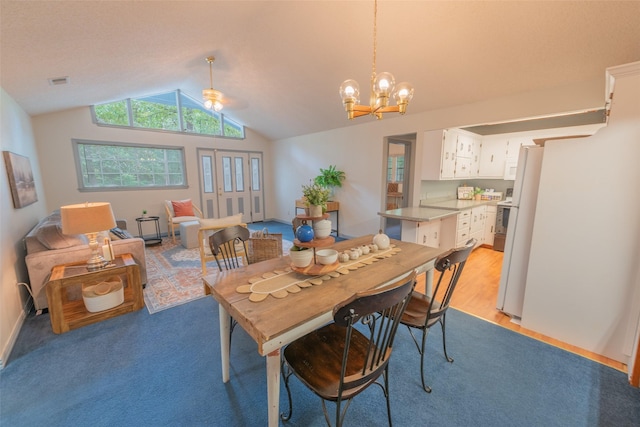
[143,237,293,313]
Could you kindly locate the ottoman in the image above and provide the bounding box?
[179,220,200,249]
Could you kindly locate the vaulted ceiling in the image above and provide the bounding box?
[2,1,639,141]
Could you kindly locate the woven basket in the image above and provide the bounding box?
[247,228,283,264]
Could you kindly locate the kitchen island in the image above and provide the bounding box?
[379,199,499,250]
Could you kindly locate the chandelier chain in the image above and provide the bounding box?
[371,0,377,78]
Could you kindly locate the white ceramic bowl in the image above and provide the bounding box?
[289,249,313,267]
[313,220,332,239]
[316,249,338,265]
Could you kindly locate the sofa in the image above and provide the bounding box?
[24,211,148,311]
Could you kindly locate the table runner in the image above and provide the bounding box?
[236,245,401,302]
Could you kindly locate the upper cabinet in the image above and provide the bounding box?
[477,136,507,178]
[423,124,605,181]
[422,129,481,180]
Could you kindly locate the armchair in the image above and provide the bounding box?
[164,199,203,242]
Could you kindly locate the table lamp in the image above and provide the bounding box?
[60,202,117,271]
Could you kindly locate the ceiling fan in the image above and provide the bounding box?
[202,56,224,112]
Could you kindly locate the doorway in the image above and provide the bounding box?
[383,134,415,239]
[197,148,265,224]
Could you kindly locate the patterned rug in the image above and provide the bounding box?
[143,237,293,313]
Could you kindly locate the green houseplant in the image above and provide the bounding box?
[314,165,345,191]
[302,183,330,217]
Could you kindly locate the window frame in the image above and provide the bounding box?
[90,89,245,139]
[72,139,188,192]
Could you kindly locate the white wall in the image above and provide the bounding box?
[521,63,640,363]
[0,89,49,367]
[31,107,273,234]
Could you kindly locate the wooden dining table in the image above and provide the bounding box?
[202,235,445,427]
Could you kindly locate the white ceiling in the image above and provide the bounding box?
[2,1,639,141]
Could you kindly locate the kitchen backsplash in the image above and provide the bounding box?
[420,179,513,201]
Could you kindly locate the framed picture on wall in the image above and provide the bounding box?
[3,151,38,209]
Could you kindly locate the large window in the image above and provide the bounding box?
[73,140,187,191]
[92,90,244,139]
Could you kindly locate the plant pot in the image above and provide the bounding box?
[308,204,322,217]
[289,249,313,267]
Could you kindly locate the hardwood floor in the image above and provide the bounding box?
[416,246,626,372]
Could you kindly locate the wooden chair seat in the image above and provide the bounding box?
[281,272,416,427]
[283,323,386,401]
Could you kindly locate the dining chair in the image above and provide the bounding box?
[400,238,475,393]
[281,271,416,427]
[208,225,251,348]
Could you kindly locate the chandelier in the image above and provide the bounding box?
[203,56,224,112]
[339,0,414,120]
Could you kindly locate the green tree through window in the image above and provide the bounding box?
[74,140,186,190]
[91,90,244,139]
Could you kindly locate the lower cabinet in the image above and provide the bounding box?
[401,220,441,248]
[483,205,497,247]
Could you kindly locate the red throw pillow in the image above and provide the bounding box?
[172,199,194,217]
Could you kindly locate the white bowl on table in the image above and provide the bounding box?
[316,249,338,265]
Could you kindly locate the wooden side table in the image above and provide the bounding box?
[46,254,144,334]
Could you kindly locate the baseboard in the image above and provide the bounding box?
[0,304,28,369]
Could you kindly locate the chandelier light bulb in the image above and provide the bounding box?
[373,72,395,96]
[339,79,360,103]
[395,82,415,102]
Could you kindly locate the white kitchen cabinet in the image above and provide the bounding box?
[478,136,508,178]
[422,129,480,180]
[504,137,535,179]
[401,220,441,249]
[470,205,486,246]
[455,209,472,247]
[483,205,497,246]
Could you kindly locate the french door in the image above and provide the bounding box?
[197,149,264,223]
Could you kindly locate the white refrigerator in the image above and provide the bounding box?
[496,145,544,319]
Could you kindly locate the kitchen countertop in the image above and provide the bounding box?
[420,199,497,211]
[379,198,499,222]
[378,207,459,222]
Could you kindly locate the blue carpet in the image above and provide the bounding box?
[2,296,638,426]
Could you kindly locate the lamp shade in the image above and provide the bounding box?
[60,202,116,235]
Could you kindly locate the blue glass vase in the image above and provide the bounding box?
[295,224,314,242]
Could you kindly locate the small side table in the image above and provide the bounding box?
[45,254,143,334]
[136,215,162,246]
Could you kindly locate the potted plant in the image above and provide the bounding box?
[302,183,330,217]
[314,165,345,199]
[289,245,313,267]
[142,209,148,218]
[473,187,484,201]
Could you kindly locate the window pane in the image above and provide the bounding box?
[235,157,244,192]
[180,92,222,135]
[223,117,245,138]
[251,158,260,191]
[94,100,129,126]
[131,93,179,131]
[222,156,232,192]
[74,141,186,190]
[202,156,214,193]
[396,156,405,181]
